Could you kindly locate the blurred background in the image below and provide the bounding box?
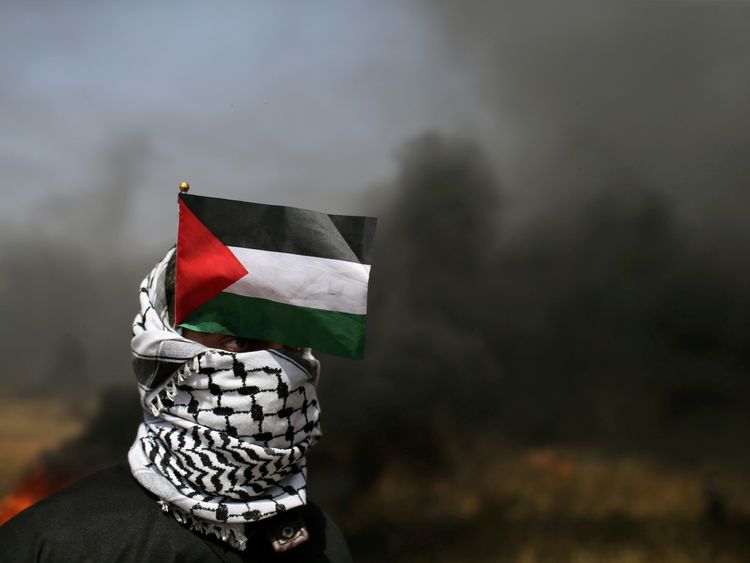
[2,1,750,561]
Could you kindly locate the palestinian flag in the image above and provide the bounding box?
[175,193,376,359]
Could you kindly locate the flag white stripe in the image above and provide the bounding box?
[225,247,371,315]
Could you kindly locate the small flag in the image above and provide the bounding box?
[175,193,376,359]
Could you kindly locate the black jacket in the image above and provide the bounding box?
[0,464,351,563]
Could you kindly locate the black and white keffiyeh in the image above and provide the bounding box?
[127,249,322,550]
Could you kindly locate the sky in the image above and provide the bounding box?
[0,0,486,254]
[4,0,750,258]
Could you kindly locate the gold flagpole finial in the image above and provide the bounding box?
[179,181,190,193]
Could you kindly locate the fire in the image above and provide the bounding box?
[527,448,576,477]
[0,465,74,525]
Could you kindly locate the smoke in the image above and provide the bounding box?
[319,125,750,482]
[420,0,750,233]
[0,133,157,392]
[362,133,503,437]
[30,132,153,258]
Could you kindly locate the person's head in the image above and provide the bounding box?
[129,248,323,547]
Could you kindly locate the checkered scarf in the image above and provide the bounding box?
[127,249,322,551]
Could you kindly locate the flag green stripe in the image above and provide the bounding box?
[180,292,367,359]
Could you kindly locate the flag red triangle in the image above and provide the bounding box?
[175,198,248,325]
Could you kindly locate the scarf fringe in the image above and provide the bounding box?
[158,500,249,551]
[148,356,197,415]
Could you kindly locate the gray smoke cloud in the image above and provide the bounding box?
[420,0,750,234]
[0,133,157,391]
[320,0,750,465]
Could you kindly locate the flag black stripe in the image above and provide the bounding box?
[329,214,377,265]
[180,193,376,264]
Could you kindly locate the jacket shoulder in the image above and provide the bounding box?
[0,464,215,563]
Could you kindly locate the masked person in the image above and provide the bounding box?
[0,248,353,562]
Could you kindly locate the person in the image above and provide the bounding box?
[0,248,352,563]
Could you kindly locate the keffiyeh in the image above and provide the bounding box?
[128,249,322,550]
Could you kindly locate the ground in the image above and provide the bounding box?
[2,395,749,562]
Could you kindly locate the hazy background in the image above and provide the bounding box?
[2,1,750,561]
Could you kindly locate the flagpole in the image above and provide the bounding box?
[179,181,190,193]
